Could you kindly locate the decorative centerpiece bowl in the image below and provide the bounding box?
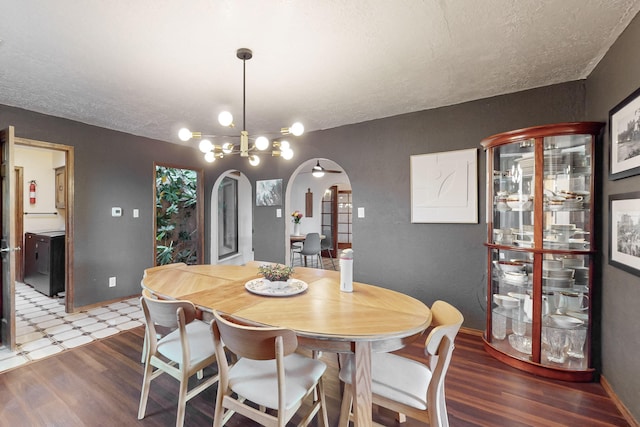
[258,264,294,289]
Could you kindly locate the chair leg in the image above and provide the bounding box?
[212,390,226,427]
[141,333,147,363]
[176,374,189,427]
[317,379,330,427]
[137,359,154,419]
[328,251,336,270]
[338,383,353,427]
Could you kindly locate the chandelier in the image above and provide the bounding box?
[178,48,304,166]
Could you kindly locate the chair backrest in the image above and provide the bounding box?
[424,300,464,359]
[211,311,298,360]
[301,233,322,254]
[423,301,463,426]
[140,295,199,367]
[141,295,197,329]
[320,231,332,250]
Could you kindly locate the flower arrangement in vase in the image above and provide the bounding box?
[291,210,303,235]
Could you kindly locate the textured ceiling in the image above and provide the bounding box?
[1,0,639,144]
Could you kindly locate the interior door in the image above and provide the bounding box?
[15,167,24,282]
[0,126,17,349]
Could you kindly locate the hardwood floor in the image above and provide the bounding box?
[0,326,630,426]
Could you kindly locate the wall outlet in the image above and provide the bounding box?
[108,276,116,287]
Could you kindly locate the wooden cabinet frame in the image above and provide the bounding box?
[481,122,604,382]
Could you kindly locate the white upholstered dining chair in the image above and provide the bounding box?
[138,294,220,427]
[338,300,464,427]
[210,310,329,427]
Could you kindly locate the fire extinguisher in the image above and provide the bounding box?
[29,180,37,204]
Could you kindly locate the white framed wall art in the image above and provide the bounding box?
[410,148,478,223]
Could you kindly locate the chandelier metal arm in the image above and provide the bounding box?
[178,47,302,165]
[242,55,247,133]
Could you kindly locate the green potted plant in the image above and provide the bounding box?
[258,264,294,287]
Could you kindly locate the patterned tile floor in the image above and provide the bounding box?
[0,258,340,373]
[0,281,143,373]
[291,253,339,270]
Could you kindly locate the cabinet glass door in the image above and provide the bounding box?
[492,139,535,247]
[490,248,534,361]
[542,134,592,251]
[540,254,590,370]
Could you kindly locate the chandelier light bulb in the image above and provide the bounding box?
[218,111,233,127]
[222,142,234,154]
[255,136,269,151]
[198,139,213,153]
[178,128,193,141]
[177,49,303,166]
[282,148,294,160]
[248,155,260,166]
[290,122,304,136]
[204,151,216,163]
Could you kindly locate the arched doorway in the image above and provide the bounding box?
[210,170,253,265]
[285,159,351,266]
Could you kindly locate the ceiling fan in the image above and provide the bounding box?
[310,160,342,177]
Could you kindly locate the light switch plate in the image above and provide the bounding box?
[358,207,365,218]
[133,208,139,218]
[112,207,122,217]
[276,208,282,218]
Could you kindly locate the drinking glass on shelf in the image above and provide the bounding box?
[509,307,532,354]
[492,308,507,340]
[512,308,527,336]
[567,328,587,359]
[546,328,567,363]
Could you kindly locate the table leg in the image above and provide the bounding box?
[351,341,372,426]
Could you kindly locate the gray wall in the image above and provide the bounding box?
[252,82,585,330]
[0,105,225,306]
[586,12,640,421]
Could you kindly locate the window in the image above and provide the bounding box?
[154,164,203,265]
[218,176,238,259]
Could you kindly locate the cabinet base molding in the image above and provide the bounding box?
[483,336,595,382]
[600,375,640,427]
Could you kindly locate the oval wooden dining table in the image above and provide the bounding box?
[141,261,432,426]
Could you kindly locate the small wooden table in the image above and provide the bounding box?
[290,233,325,243]
[141,262,432,426]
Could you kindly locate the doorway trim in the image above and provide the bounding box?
[15,137,74,312]
[285,158,350,266]
[14,167,24,282]
[210,170,253,265]
[153,162,205,266]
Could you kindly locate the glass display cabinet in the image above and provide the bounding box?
[481,122,604,381]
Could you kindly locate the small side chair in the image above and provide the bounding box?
[338,300,464,427]
[210,310,329,427]
[138,294,220,427]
